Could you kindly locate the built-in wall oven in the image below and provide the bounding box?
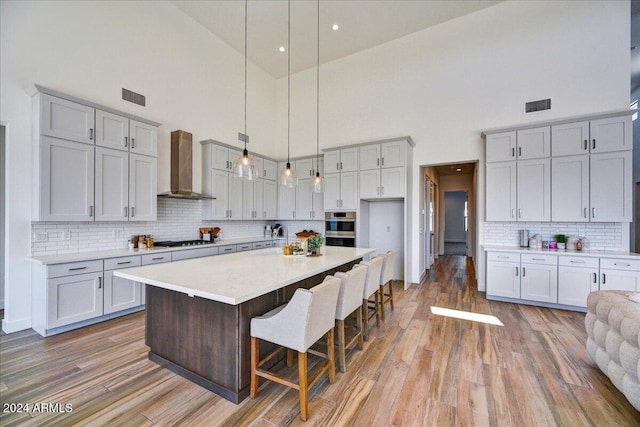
[325,212,356,247]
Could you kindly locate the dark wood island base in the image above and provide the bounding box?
[144,260,359,403]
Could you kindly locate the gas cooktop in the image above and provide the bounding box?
[154,240,216,247]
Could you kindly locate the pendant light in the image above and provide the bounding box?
[279,0,298,188]
[232,0,259,180]
[310,0,324,193]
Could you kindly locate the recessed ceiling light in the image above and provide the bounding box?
[279,46,285,52]
[332,24,339,31]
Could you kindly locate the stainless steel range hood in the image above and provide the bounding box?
[157,130,215,200]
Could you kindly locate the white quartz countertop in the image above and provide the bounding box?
[27,237,281,265]
[114,246,375,305]
[483,245,640,259]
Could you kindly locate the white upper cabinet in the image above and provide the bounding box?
[96,110,129,150]
[324,147,358,174]
[129,154,157,221]
[296,158,315,178]
[516,127,550,160]
[37,136,95,221]
[358,145,380,171]
[263,180,277,219]
[551,155,589,222]
[129,120,158,157]
[551,121,590,156]
[516,158,550,222]
[485,161,516,221]
[95,147,129,221]
[590,151,632,222]
[358,140,407,199]
[380,140,406,168]
[590,116,632,153]
[485,131,516,163]
[39,94,95,144]
[339,171,359,210]
[263,159,277,181]
[211,144,232,171]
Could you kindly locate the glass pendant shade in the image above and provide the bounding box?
[279,162,298,188]
[232,148,258,180]
[310,172,324,193]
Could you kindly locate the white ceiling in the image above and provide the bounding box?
[171,0,503,79]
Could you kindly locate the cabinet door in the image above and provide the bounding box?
[485,161,516,221]
[243,179,255,219]
[359,169,381,199]
[253,179,264,220]
[129,154,157,221]
[228,174,243,219]
[340,148,359,172]
[263,179,277,219]
[129,120,157,157]
[381,140,406,168]
[558,267,598,307]
[296,158,315,178]
[600,269,639,292]
[520,263,557,303]
[381,167,405,198]
[359,145,381,171]
[103,270,141,315]
[486,261,520,298]
[340,171,359,210]
[590,116,632,153]
[516,158,550,222]
[324,173,340,210]
[486,131,516,163]
[311,187,323,219]
[47,272,103,328]
[551,155,589,222]
[95,147,129,221]
[516,127,550,159]
[253,157,264,180]
[40,136,95,221]
[263,159,277,180]
[96,110,128,151]
[590,151,632,222]
[551,121,589,157]
[40,94,95,144]
[211,144,230,171]
[296,179,314,219]
[278,186,296,219]
[204,169,229,220]
[324,150,341,174]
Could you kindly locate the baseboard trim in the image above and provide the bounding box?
[2,316,32,334]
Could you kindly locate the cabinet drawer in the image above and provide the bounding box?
[104,256,141,271]
[141,253,171,265]
[521,254,557,265]
[486,252,520,263]
[558,256,599,268]
[218,244,237,255]
[171,246,219,261]
[48,260,103,278]
[237,243,252,252]
[263,241,274,248]
[600,258,640,271]
[252,242,266,249]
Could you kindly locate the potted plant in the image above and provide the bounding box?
[555,234,567,250]
[306,234,324,256]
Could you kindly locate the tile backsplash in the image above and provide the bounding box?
[483,221,624,250]
[31,198,324,256]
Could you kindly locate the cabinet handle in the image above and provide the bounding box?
[511,147,515,157]
[130,207,135,218]
[69,266,87,271]
[310,169,313,177]
[593,272,597,283]
[602,273,606,284]
[124,207,128,218]
[592,139,595,150]
[131,138,135,148]
[531,258,545,261]
[89,128,94,140]
[518,209,522,218]
[337,200,340,208]
[584,207,587,218]
[152,257,165,260]
[98,277,102,289]
[570,260,585,264]
[293,211,296,218]
[515,266,519,276]
[518,147,522,157]
[88,205,94,217]
[511,209,515,218]
[263,169,266,177]
[377,158,380,166]
[592,208,595,218]
[381,186,384,195]
[229,209,232,217]
[340,162,343,170]
[117,261,132,265]
[614,262,631,267]
[382,157,384,166]
[522,267,526,277]
[497,255,510,259]
[377,187,380,195]
[584,139,587,150]
[124,136,128,148]
[337,162,339,171]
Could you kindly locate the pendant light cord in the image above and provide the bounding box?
[244,0,248,148]
[287,0,291,163]
[316,0,320,170]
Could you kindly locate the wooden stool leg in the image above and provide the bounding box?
[389,280,395,311]
[379,286,386,321]
[356,307,364,350]
[298,351,309,421]
[327,328,336,383]
[375,291,381,326]
[337,319,346,373]
[250,336,259,398]
[287,349,294,367]
[362,299,369,341]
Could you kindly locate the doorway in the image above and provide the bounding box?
[444,191,468,255]
[1,124,5,310]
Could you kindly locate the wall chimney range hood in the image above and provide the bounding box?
[157,130,214,200]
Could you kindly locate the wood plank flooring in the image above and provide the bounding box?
[1,255,638,426]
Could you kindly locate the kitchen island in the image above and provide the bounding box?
[114,246,374,403]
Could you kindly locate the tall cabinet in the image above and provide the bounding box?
[32,88,159,222]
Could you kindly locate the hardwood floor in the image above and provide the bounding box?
[1,255,638,426]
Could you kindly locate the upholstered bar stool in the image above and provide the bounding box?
[360,255,385,341]
[379,250,397,320]
[333,265,368,372]
[250,277,341,421]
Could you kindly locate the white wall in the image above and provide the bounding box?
[0,1,279,332]
[275,0,630,287]
[444,191,467,243]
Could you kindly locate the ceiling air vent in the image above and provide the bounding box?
[122,88,146,107]
[525,98,551,113]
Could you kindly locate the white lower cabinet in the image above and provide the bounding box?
[599,258,640,292]
[104,256,142,315]
[520,254,558,303]
[557,257,599,307]
[486,252,520,298]
[47,271,104,329]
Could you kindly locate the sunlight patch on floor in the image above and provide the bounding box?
[430,306,504,326]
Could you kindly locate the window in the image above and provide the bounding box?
[631,100,638,121]
[464,200,468,232]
